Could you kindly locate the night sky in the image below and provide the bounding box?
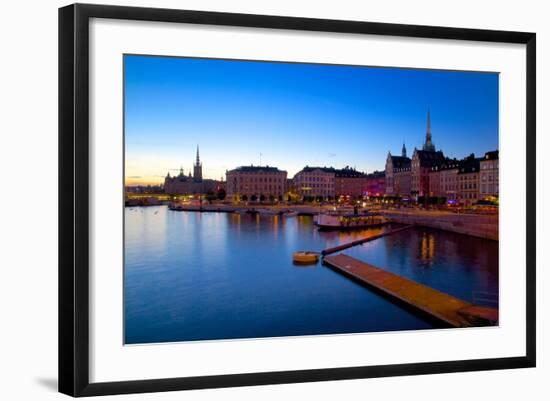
[124,55,498,185]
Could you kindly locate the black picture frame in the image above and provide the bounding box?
[59,3,536,397]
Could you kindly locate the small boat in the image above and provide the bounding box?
[235,209,259,215]
[168,202,186,211]
[292,251,320,264]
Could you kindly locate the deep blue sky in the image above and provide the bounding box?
[124,55,498,185]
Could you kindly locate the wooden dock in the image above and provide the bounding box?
[323,254,498,327]
[321,224,414,256]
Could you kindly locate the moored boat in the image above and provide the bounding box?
[314,211,388,231]
[168,202,186,211]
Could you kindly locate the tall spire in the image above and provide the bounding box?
[401,142,407,158]
[422,109,435,152]
[193,145,203,181]
[427,109,431,136]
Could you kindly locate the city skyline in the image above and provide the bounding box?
[125,55,499,186]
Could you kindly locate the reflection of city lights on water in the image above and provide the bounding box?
[273,215,279,236]
[420,232,436,263]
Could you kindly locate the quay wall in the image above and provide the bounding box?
[382,211,498,241]
[161,204,332,214]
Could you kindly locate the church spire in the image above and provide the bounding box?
[193,145,203,181]
[401,141,407,158]
[427,109,431,136]
[422,109,436,152]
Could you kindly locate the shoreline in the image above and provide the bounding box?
[126,204,499,240]
[380,210,498,241]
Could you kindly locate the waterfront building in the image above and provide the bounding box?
[293,166,336,200]
[385,142,411,195]
[365,170,385,196]
[126,184,164,194]
[479,150,499,200]
[411,112,445,197]
[164,169,219,195]
[393,166,412,197]
[286,178,294,192]
[334,166,368,199]
[457,154,481,206]
[439,161,460,201]
[428,159,459,199]
[411,148,445,197]
[382,111,502,205]
[380,112,498,205]
[428,166,442,197]
[164,146,220,195]
[226,165,287,201]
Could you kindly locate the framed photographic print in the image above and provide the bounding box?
[58,3,536,397]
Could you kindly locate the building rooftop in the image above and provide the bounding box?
[390,155,412,169]
[430,158,459,172]
[298,166,337,174]
[458,154,481,174]
[296,166,371,177]
[335,166,367,178]
[414,150,446,168]
[367,170,385,179]
[483,150,499,160]
[228,165,286,173]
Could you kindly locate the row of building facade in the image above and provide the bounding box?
[225,165,288,200]
[162,112,498,206]
[291,166,385,199]
[163,146,222,195]
[385,112,499,205]
[224,165,386,201]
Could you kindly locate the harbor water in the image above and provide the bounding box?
[124,206,498,344]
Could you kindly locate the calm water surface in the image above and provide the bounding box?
[124,206,498,344]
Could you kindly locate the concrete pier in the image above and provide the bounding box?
[381,210,498,240]
[323,254,498,327]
